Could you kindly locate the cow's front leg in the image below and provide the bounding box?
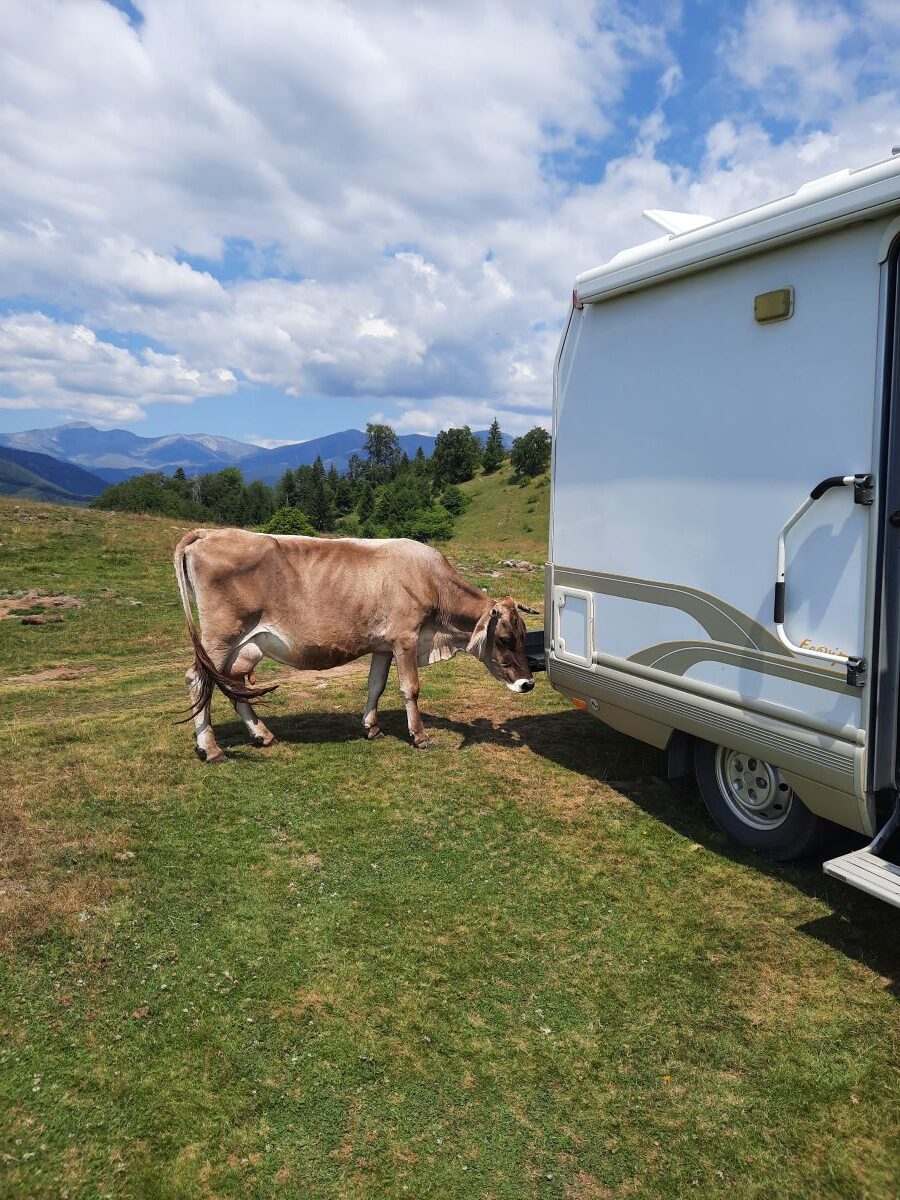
[363,651,392,740]
[393,641,431,748]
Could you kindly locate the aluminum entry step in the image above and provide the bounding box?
[824,849,900,908]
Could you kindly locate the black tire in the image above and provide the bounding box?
[693,739,828,861]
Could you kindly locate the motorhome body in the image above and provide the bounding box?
[546,156,900,906]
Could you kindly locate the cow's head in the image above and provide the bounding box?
[466,596,535,693]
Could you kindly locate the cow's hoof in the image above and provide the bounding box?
[197,747,227,764]
[252,735,277,748]
[365,727,384,741]
[414,737,434,750]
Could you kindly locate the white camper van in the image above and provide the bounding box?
[546,154,900,907]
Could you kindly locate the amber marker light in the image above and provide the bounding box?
[571,698,588,711]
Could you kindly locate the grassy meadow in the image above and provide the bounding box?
[1,472,899,1199]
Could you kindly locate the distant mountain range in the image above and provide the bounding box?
[0,422,514,492]
[0,422,260,483]
[236,428,481,484]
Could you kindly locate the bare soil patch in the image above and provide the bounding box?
[284,659,370,684]
[2,666,94,687]
[0,590,83,620]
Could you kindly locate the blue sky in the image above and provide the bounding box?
[1,0,899,447]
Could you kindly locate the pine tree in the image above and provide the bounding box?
[245,480,275,525]
[171,466,190,501]
[482,418,505,473]
[275,468,297,509]
[356,479,376,523]
[307,458,334,530]
[327,465,354,516]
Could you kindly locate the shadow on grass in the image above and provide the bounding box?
[218,709,368,747]
[215,703,900,994]
[505,709,900,996]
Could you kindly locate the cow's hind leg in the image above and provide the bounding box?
[393,641,432,749]
[229,641,277,747]
[363,651,392,740]
[185,665,226,764]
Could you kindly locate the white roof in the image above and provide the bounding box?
[576,154,900,305]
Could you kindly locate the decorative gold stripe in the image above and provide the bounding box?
[626,639,852,695]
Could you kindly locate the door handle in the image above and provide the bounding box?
[774,473,872,687]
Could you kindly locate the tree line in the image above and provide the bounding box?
[91,419,551,542]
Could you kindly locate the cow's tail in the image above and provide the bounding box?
[174,531,278,721]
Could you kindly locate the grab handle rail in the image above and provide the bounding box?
[774,473,873,687]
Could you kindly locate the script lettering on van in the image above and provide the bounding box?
[799,638,848,658]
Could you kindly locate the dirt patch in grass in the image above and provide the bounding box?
[2,666,95,687]
[250,658,371,701]
[272,988,335,1022]
[0,590,83,620]
[289,658,370,682]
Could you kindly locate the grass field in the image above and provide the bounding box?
[1,488,899,1199]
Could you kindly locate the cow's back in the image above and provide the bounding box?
[267,535,447,639]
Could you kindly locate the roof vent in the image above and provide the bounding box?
[795,169,852,196]
[642,209,715,236]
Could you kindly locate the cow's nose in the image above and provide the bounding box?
[521,678,535,692]
[508,677,535,693]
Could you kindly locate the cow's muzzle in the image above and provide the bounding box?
[507,677,535,693]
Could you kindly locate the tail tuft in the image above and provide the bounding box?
[181,624,279,720]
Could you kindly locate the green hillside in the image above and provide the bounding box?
[453,461,549,552]
[0,452,90,505]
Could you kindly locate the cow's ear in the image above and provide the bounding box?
[467,603,500,656]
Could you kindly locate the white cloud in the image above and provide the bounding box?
[0,313,236,422]
[0,0,654,272]
[723,0,854,117]
[371,398,550,437]
[244,436,300,449]
[0,0,673,426]
[357,316,398,340]
[866,0,900,25]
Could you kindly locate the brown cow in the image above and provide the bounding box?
[174,528,534,762]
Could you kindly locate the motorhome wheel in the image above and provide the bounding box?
[693,740,826,861]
